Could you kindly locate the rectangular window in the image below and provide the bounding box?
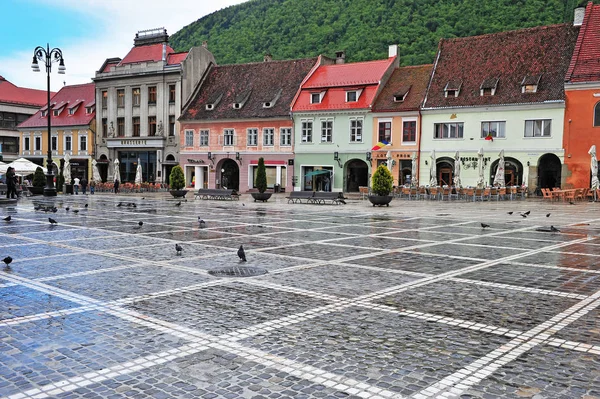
[132,117,140,137]
[65,136,72,151]
[23,137,30,151]
[169,115,175,136]
[79,135,87,152]
[185,130,194,147]
[169,84,176,103]
[402,120,417,142]
[101,90,107,108]
[320,119,333,143]
[148,86,157,104]
[117,117,125,137]
[280,127,292,146]
[34,136,41,151]
[148,116,157,136]
[434,122,464,139]
[199,130,209,146]
[247,128,258,146]
[481,121,506,138]
[68,107,76,115]
[117,89,125,107]
[310,92,322,104]
[524,119,551,137]
[223,129,234,146]
[102,118,107,138]
[263,128,274,146]
[301,120,313,142]
[378,121,392,143]
[132,88,140,106]
[51,136,58,151]
[346,91,358,102]
[350,118,363,142]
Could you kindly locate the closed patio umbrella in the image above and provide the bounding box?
[4,158,46,175]
[113,158,121,183]
[429,150,437,187]
[590,145,599,201]
[453,151,461,187]
[476,148,485,188]
[62,153,71,184]
[411,152,418,187]
[134,158,143,185]
[92,159,102,182]
[493,149,505,187]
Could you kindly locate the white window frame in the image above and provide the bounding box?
[346,89,362,103]
[320,118,333,143]
[247,128,258,146]
[310,91,325,104]
[23,136,30,152]
[263,128,275,146]
[199,130,209,146]
[524,119,551,138]
[79,135,87,152]
[377,119,392,143]
[349,117,363,143]
[34,135,42,151]
[51,135,58,152]
[280,127,292,146]
[481,121,506,139]
[223,129,235,146]
[402,118,417,144]
[132,88,141,106]
[301,119,313,143]
[64,134,72,152]
[434,122,464,139]
[184,129,194,147]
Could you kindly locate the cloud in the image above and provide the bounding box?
[2,0,247,91]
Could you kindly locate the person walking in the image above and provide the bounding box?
[73,176,80,195]
[90,178,96,195]
[5,167,17,199]
[80,177,88,195]
[114,178,120,194]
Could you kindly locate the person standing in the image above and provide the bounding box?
[73,176,80,195]
[90,178,96,195]
[80,177,88,195]
[5,167,17,199]
[114,178,120,194]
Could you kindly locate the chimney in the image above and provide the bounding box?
[574,7,585,26]
[335,50,345,64]
[202,41,208,48]
[162,43,167,63]
[264,52,272,62]
[388,44,400,68]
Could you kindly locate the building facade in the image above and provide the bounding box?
[93,28,214,183]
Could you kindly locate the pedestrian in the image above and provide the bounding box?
[90,178,96,195]
[73,176,80,195]
[5,167,17,199]
[114,178,120,194]
[80,177,88,194]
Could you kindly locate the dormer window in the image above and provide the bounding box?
[68,108,76,115]
[233,103,242,109]
[204,93,222,111]
[480,77,499,96]
[521,74,541,94]
[346,89,362,102]
[262,88,282,108]
[233,89,251,110]
[444,80,462,98]
[393,85,411,103]
[41,110,48,117]
[205,104,214,111]
[85,106,94,114]
[53,109,60,116]
[310,91,325,104]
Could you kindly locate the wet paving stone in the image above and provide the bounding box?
[329,235,432,250]
[345,251,481,274]
[0,285,81,319]
[112,242,230,262]
[553,306,600,346]
[408,242,526,260]
[262,242,374,260]
[516,251,600,270]
[167,252,308,272]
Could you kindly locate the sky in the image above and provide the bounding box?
[1,0,249,92]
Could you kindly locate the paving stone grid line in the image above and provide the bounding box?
[1,194,600,399]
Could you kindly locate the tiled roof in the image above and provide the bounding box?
[566,2,600,83]
[167,52,187,65]
[18,83,95,129]
[119,43,186,66]
[102,61,119,73]
[181,57,318,121]
[372,64,433,112]
[0,76,52,107]
[303,58,395,88]
[424,24,578,108]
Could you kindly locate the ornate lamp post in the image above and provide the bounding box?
[31,44,65,196]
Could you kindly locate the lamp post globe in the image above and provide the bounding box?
[31,44,65,196]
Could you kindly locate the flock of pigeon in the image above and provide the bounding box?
[480,210,560,232]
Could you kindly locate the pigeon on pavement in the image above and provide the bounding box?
[175,243,183,255]
[481,223,490,228]
[175,201,181,206]
[48,218,58,225]
[507,211,513,215]
[550,225,561,232]
[523,211,531,215]
[2,256,12,267]
[138,221,143,226]
[198,217,206,228]
[65,207,70,211]
[3,216,11,222]
[237,245,247,262]
[72,209,79,214]
[546,213,551,217]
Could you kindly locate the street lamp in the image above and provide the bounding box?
[31,44,66,196]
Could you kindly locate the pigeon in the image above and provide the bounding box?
[237,245,247,262]
[523,211,531,215]
[175,201,182,206]
[3,216,11,222]
[138,221,143,226]
[546,213,551,217]
[339,199,347,204]
[481,223,490,228]
[550,225,560,232]
[2,256,12,266]
[65,207,70,211]
[34,204,43,211]
[51,207,58,213]
[48,218,58,225]
[198,218,206,228]
[520,213,528,218]
[141,197,145,200]
[84,204,88,208]
[569,201,576,205]
[72,209,79,214]
[507,211,513,215]
[175,243,183,255]
[117,202,123,207]
[131,203,136,208]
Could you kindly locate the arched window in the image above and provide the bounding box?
[594,102,600,126]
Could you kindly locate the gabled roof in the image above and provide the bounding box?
[0,76,52,107]
[303,58,394,88]
[372,64,433,112]
[18,83,95,129]
[181,57,318,121]
[119,43,183,66]
[566,2,600,83]
[424,24,579,108]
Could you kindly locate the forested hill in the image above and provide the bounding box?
[170,0,596,66]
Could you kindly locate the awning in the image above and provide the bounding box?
[305,170,331,178]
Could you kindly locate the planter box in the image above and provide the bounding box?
[27,186,45,196]
[368,195,393,207]
[251,192,272,202]
[169,189,188,198]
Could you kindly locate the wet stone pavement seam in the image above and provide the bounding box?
[1,194,600,398]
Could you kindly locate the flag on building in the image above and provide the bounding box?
[485,134,494,142]
[371,140,390,150]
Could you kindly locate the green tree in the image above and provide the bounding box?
[255,157,267,193]
[32,167,46,188]
[371,164,393,196]
[57,170,64,192]
[169,166,186,190]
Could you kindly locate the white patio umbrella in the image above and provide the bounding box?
[476,147,485,188]
[429,150,437,187]
[493,149,505,187]
[113,158,121,183]
[453,151,461,187]
[62,153,71,184]
[92,159,102,182]
[522,161,529,188]
[386,150,393,173]
[411,152,418,187]
[5,158,46,175]
[590,145,599,201]
[134,158,143,185]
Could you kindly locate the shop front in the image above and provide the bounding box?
[105,137,167,183]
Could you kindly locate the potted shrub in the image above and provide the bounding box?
[251,157,272,202]
[57,170,65,194]
[169,165,188,198]
[28,167,46,195]
[368,164,394,207]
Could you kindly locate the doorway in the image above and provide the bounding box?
[219,159,239,190]
[436,158,454,186]
[345,159,368,192]
[538,153,561,189]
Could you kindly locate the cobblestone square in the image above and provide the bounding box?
[1,194,600,398]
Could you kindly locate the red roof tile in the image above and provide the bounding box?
[0,76,52,107]
[18,83,95,129]
[119,43,186,66]
[424,24,578,108]
[372,64,433,112]
[167,52,187,65]
[566,2,600,83]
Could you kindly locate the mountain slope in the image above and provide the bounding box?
[170,0,591,66]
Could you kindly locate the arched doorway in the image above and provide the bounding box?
[538,153,561,190]
[345,159,368,192]
[98,154,109,182]
[490,157,523,186]
[164,154,176,186]
[219,159,239,190]
[436,157,454,186]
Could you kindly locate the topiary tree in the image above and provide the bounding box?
[33,167,46,188]
[255,157,267,193]
[371,164,393,196]
[169,165,185,190]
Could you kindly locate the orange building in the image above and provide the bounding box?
[564,2,600,189]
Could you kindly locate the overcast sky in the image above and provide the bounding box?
[1,0,249,92]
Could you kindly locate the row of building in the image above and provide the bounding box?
[2,4,600,194]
